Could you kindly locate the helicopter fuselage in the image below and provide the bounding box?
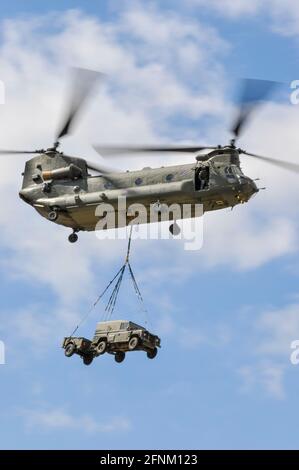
[19,148,258,235]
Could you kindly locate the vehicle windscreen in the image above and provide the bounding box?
[128,322,144,330]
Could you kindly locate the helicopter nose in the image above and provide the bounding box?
[237,176,259,201]
[245,178,259,198]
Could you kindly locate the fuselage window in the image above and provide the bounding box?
[135,177,143,185]
[165,173,174,182]
[104,181,113,189]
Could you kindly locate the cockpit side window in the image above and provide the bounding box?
[224,166,237,182]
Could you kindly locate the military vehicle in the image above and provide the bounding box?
[63,337,94,365]
[0,69,296,243]
[62,319,161,365]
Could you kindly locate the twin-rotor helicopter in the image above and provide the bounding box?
[1,68,298,243]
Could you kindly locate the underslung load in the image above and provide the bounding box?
[62,320,161,365]
[62,228,161,365]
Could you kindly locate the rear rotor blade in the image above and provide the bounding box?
[86,160,119,174]
[232,79,280,140]
[56,68,104,141]
[93,144,216,157]
[241,150,299,173]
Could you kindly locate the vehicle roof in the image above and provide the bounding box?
[95,320,144,329]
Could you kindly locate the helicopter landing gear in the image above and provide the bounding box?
[169,222,180,236]
[68,230,79,244]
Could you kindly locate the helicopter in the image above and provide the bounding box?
[1,68,298,243]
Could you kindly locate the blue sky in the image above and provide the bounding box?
[1,0,299,450]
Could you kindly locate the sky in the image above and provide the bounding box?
[1,0,299,450]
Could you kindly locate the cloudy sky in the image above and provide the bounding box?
[1,0,299,450]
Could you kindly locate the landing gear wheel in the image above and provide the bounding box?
[97,340,107,355]
[68,233,78,243]
[147,347,158,359]
[65,343,75,357]
[128,336,139,351]
[48,211,58,222]
[169,222,180,236]
[115,352,125,363]
[83,354,93,366]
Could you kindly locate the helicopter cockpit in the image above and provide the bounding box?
[224,164,248,184]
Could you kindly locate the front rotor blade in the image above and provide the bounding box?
[56,68,104,141]
[0,149,41,155]
[93,144,216,157]
[232,78,280,139]
[241,150,299,173]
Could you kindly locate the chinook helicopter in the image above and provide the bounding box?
[1,69,298,243]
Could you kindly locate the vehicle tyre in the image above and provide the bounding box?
[128,336,139,350]
[97,340,107,355]
[83,354,93,366]
[147,347,158,359]
[115,352,125,363]
[68,233,78,243]
[65,343,76,357]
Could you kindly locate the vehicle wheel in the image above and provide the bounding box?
[128,336,139,350]
[68,233,78,243]
[48,210,58,222]
[147,347,158,359]
[169,222,180,236]
[115,352,125,363]
[83,354,93,366]
[97,340,107,355]
[65,343,75,357]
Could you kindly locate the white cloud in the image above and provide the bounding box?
[269,0,299,36]
[238,362,285,399]
[20,406,131,433]
[5,304,81,353]
[160,317,232,351]
[256,303,299,356]
[238,300,299,399]
[178,327,207,350]
[188,0,299,37]
[188,0,262,18]
[201,210,298,270]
